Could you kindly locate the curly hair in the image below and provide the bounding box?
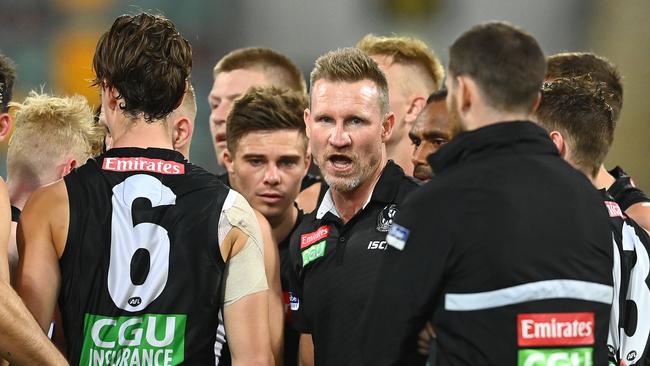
[0,54,16,112]
[92,12,192,122]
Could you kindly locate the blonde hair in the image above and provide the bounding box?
[357,34,445,91]
[310,47,389,115]
[213,47,307,95]
[8,92,104,182]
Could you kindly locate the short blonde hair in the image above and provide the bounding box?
[213,47,307,95]
[8,92,104,181]
[310,47,389,115]
[357,34,445,91]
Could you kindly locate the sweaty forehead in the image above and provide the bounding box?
[417,100,449,130]
[311,80,380,112]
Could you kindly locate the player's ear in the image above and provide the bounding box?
[549,131,566,158]
[0,112,12,142]
[304,108,311,139]
[105,86,121,112]
[457,76,473,114]
[60,158,77,178]
[222,148,235,174]
[172,116,192,158]
[381,112,395,143]
[404,95,426,125]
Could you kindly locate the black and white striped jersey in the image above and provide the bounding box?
[61,148,230,365]
[604,192,650,365]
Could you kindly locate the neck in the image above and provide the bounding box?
[268,205,299,244]
[112,117,174,150]
[386,134,414,176]
[465,105,530,132]
[7,176,40,210]
[332,159,387,223]
[591,164,616,190]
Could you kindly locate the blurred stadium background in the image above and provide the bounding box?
[0,0,648,190]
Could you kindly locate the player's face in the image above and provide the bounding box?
[208,69,270,165]
[228,130,309,221]
[306,80,391,192]
[409,100,450,181]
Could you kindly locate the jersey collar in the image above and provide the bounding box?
[315,160,407,219]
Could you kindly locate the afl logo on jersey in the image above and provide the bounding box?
[128,297,142,307]
[377,204,398,232]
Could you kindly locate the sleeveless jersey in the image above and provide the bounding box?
[604,192,650,365]
[60,147,230,365]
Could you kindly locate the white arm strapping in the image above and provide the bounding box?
[218,190,268,306]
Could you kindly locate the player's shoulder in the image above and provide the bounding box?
[23,179,68,221]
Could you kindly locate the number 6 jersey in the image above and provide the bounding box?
[60,148,232,365]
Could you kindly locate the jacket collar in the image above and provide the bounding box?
[428,121,558,174]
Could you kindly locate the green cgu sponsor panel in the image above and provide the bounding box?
[80,313,186,366]
[518,347,593,366]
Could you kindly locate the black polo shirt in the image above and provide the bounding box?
[288,160,419,365]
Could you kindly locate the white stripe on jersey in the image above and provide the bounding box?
[444,279,613,311]
[214,310,227,365]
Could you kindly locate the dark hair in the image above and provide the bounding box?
[226,86,308,154]
[310,47,389,115]
[449,21,546,112]
[0,54,17,112]
[427,89,447,104]
[214,47,306,95]
[546,52,622,121]
[92,13,192,122]
[535,76,614,177]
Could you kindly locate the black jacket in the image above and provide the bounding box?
[362,121,613,366]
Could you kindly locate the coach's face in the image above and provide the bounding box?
[305,79,394,192]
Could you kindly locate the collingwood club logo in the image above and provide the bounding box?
[377,204,397,232]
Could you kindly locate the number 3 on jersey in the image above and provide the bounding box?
[107,174,176,312]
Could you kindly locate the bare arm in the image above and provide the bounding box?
[0,179,11,283]
[218,192,274,366]
[0,179,67,365]
[298,333,314,366]
[626,202,650,232]
[256,211,284,365]
[0,280,68,365]
[15,182,67,332]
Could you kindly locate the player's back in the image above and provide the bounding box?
[424,122,614,365]
[60,147,230,365]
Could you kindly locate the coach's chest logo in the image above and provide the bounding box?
[376,203,397,232]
